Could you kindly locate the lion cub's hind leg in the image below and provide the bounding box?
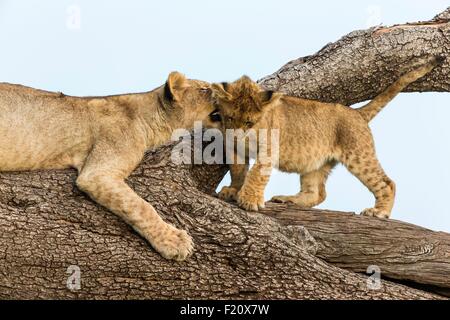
[271,161,335,208]
[341,144,396,219]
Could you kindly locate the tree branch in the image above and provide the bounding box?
[0,8,449,299]
[263,204,450,295]
[0,142,444,299]
[259,9,449,105]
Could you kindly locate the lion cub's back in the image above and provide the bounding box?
[0,83,92,171]
[275,97,349,142]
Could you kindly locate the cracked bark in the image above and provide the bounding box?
[0,8,449,299]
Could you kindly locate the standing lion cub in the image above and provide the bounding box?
[213,56,443,219]
[0,72,219,261]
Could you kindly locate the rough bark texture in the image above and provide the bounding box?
[259,7,450,102]
[264,205,450,296]
[0,9,449,299]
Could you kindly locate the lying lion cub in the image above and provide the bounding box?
[213,56,442,218]
[0,72,219,261]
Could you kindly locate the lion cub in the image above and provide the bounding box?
[213,56,442,218]
[0,72,219,261]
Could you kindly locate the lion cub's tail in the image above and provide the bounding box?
[357,56,444,122]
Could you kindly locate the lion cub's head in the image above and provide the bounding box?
[211,76,281,131]
[162,71,221,129]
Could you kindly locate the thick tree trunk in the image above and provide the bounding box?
[0,8,449,299]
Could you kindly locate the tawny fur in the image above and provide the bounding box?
[213,56,443,218]
[0,72,219,260]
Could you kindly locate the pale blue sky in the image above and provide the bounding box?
[0,0,448,231]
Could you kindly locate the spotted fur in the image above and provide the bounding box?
[213,56,442,218]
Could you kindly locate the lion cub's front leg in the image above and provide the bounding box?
[237,162,272,211]
[218,163,249,202]
[76,144,193,261]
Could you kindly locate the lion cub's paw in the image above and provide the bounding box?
[151,224,194,261]
[361,208,390,219]
[271,194,319,208]
[237,189,265,211]
[271,195,298,204]
[218,186,238,202]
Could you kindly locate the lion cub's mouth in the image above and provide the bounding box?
[209,109,221,122]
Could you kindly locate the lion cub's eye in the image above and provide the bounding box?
[245,121,254,127]
[209,109,221,122]
[199,87,211,93]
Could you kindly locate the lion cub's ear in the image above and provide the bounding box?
[211,82,232,101]
[258,90,282,108]
[165,71,189,101]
